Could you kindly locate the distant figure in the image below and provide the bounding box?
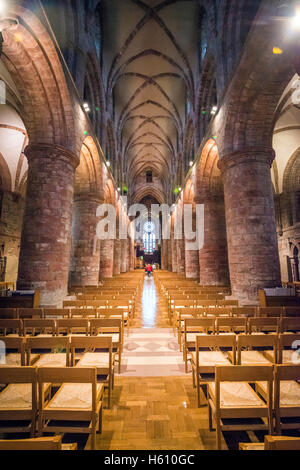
[146,264,152,278]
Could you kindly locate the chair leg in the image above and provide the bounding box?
[91,424,96,450]
[208,402,213,432]
[216,418,222,450]
[184,347,188,373]
[197,375,201,408]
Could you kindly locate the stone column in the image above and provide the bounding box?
[113,238,121,276]
[100,240,114,279]
[17,144,78,306]
[185,206,200,279]
[161,239,168,270]
[199,196,230,286]
[120,239,127,273]
[218,148,281,303]
[70,194,102,287]
[177,238,185,275]
[167,239,172,271]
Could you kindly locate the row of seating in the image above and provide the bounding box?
[0,366,103,450]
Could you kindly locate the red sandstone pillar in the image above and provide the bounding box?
[177,238,185,275]
[199,196,230,286]
[100,240,114,279]
[167,239,172,271]
[113,239,121,276]
[185,207,200,279]
[219,148,281,303]
[161,239,168,270]
[70,194,102,286]
[17,144,78,305]
[120,239,127,273]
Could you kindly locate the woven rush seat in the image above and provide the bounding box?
[77,352,115,368]
[0,384,32,409]
[229,351,271,365]
[47,383,103,409]
[257,380,300,406]
[208,382,265,407]
[1,353,39,367]
[35,354,67,367]
[191,350,230,367]
[186,333,206,343]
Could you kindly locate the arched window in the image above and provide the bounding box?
[143,221,156,254]
[198,8,208,67]
[146,171,153,183]
[95,4,102,62]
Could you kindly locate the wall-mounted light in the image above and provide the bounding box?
[189,161,193,167]
[83,102,90,113]
[117,187,121,192]
[106,161,111,167]
[211,105,218,115]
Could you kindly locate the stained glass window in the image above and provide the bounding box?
[143,222,156,253]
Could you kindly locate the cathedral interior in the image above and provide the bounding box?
[0,0,300,452]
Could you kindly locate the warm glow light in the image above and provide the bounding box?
[106,161,111,167]
[189,161,193,167]
[14,33,23,42]
[0,1,6,16]
[292,7,300,28]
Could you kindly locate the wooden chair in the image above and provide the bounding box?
[44,309,70,319]
[215,317,247,335]
[0,435,77,450]
[0,319,23,337]
[25,336,70,368]
[277,334,300,365]
[0,366,37,437]
[23,319,57,337]
[204,307,232,318]
[70,336,114,408]
[239,435,300,451]
[248,317,279,335]
[264,435,300,450]
[191,335,236,407]
[217,300,239,308]
[175,309,205,348]
[97,308,129,335]
[183,318,216,373]
[37,366,103,450]
[0,309,17,319]
[232,307,256,318]
[0,337,27,366]
[257,307,283,318]
[274,364,300,434]
[282,307,300,318]
[233,334,277,365]
[18,308,44,319]
[56,318,89,336]
[208,365,273,449]
[69,308,97,319]
[280,317,300,334]
[89,318,123,373]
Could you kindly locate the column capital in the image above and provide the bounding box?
[218,146,275,173]
[25,143,79,169]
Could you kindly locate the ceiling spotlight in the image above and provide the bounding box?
[211,105,218,115]
[292,6,300,28]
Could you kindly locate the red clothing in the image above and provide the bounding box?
[146,266,152,272]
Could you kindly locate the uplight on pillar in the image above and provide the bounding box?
[292,5,300,28]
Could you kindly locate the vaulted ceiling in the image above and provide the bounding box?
[101,0,201,203]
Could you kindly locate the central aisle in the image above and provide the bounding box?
[119,275,186,376]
